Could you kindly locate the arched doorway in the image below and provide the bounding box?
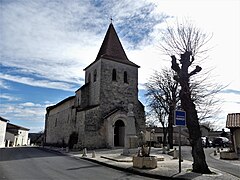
[114,120,125,147]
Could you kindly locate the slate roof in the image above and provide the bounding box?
[84,23,139,70]
[0,116,9,122]
[7,122,30,131]
[46,96,75,112]
[226,113,240,128]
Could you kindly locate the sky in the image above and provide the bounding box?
[0,0,239,133]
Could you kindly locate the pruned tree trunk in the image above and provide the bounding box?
[163,127,167,147]
[180,81,210,173]
[168,105,174,149]
[172,52,211,174]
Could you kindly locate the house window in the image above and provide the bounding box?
[93,69,97,82]
[124,71,128,83]
[112,69,116,81]
[88,73,91,83]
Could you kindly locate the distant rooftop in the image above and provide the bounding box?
[7,122,30,131]
[226,113,240,128]
[0,116,9,122]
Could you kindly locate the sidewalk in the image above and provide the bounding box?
[42,146,239,180]
[209,148,240,167]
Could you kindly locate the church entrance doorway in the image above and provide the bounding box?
[114,120,125,147]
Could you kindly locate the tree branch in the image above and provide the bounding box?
[171,55,180,73]
[189,65,202,77]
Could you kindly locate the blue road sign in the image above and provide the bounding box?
[175,110,186,126]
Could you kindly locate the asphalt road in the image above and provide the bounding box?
[180,146,240,178]
[0,147,155,180]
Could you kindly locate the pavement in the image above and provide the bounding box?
[42,146,240,180]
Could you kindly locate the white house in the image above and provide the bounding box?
[5,123,30,147]
[0,117,8,148]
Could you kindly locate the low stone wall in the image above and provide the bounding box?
[220,151,239,160]
[132,156,157,169]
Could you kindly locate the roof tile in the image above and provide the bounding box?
[84,23,139,70]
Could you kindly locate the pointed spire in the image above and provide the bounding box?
[84,23,139,70]
[95,23,129,62]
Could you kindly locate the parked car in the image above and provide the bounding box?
[201,137,212,148]
[212,137,230,148]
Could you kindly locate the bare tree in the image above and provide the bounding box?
[190,75,224,122]
[161,20,212,173]
[145,69,180,148]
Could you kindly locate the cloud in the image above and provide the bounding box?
[0,100,56,132]
[0,73,77,91]
[221,89,240,95]
[0,0,166,89]
[0,94,20,101]
[0,101,50,122]
[20,102,42,107]
[0,80,10,89]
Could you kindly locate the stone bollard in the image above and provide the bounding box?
[66,147,69,153]
[167,144,170,151]
[173,148,178,159]
[217,147,220,153]
[162,146,166,154]
[82,148,87,157]
[92,151,96,158]
[213,150,217,156]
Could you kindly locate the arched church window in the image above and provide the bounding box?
[124,71,128,83]
[112,69,117,81]
[94,69,97,82]
[88,73,91,83]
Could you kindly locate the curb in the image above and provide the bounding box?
[38,147,236,180]
[81,157,178,180]
[100,155,132,162]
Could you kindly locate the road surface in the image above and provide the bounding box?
[180,146,240,178]
[0,147,156,180]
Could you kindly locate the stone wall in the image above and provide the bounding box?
[76,106,106,149]
[45,98,75,145]
[99,59,138,116]
[99,58,145,135]
[84,60,101,106]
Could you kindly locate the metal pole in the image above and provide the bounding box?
[179,126,181,173]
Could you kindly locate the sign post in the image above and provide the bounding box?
[174,110,186,173]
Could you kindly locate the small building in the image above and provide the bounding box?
[0,117,8,148]
[0,116,30,147]
[226,113,240,154]
[5,123,30,147]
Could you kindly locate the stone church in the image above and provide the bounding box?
[45,23,146,149]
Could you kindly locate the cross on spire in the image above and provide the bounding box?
[110,16,113,24]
